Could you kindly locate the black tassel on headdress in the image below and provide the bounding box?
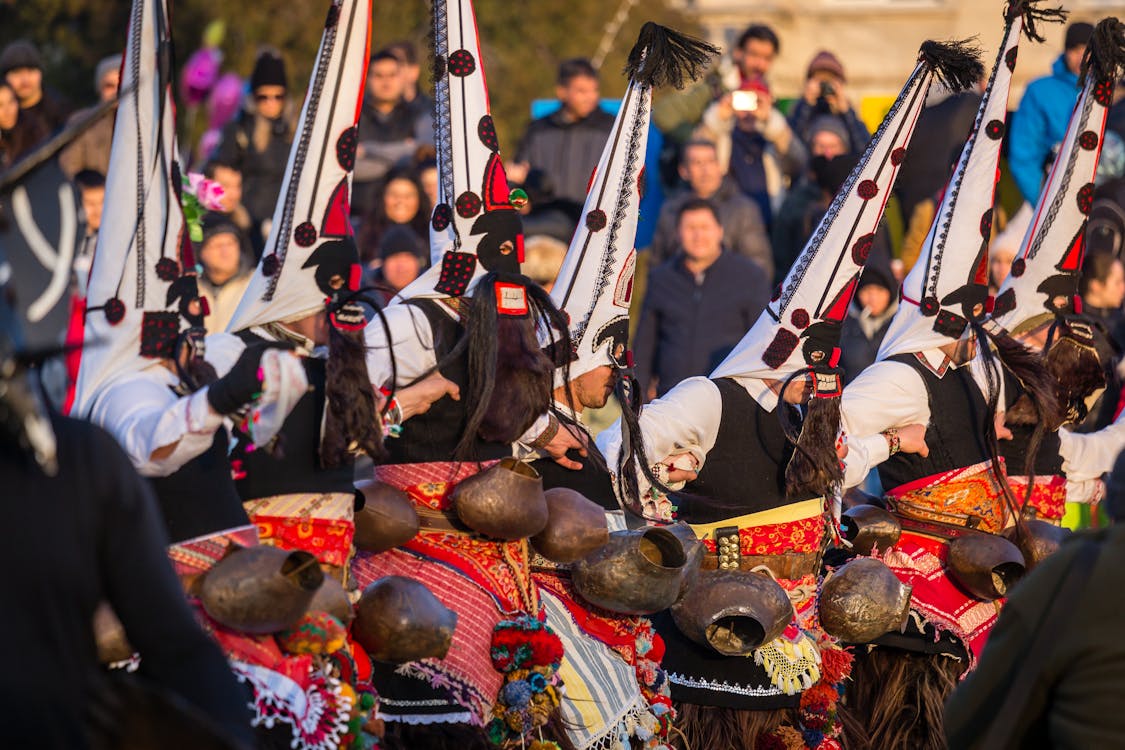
[918,39,986,94]
[775,369,845,501]
[625,22,719,90]
[1007,0,1067,44]
[1081,17,1125,87]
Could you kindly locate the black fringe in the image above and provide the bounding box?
[624,22,720,90]
[455,272,571,460]
[973,322,1057,535]
[1007,0,1067,44]
[845,647,964,750]
[671,703,794,750]
[1081,17,1125,87]
[777,370,844,502]
[614,371,677,517]
[322,323,386,467]
[918,39,985,93]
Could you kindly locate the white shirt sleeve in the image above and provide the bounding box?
[837,360,929,487]
[1059,409,1125,483]
[513,412,555,459]
[245,348,311,448]
[596,376,724,508]
[842,433,891,489]
[89,367,225,477]
[364,303,439,389]
[840,360,930,438]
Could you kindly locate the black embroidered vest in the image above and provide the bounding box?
[148,429,250,544]
[530,448,617,511]
[877,353,994,492]
[998,423,1064,476]
[383,299,511,464]
[675,377,812,524]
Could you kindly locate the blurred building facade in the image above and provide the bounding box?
[677,0,1115,106]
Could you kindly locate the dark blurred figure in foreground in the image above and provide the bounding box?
[0,279,253,749]
[945,449,1125,750]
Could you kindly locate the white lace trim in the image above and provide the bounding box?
[376,697,457,707]
[667,671,784,697]
[377,710,475,726]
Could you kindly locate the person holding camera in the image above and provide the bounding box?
[788,50,870,156]
[696,77,807,233]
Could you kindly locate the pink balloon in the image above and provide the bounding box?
[181,47,222,106]
[208,73,244,129]
[197,128,222,162]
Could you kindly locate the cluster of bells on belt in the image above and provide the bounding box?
[715,531,741,570]
[817,502,1074,645]
[94,462,1078,670]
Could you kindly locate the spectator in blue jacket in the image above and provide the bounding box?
[633,197,771,398]
[1009,22,1093,204]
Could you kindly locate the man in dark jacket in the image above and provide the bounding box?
[787,50,870,156]
[59,54,120,179]
[212,50,294,233]
[633,197,770,397]
[353,48,433,217]
[512,58,615,212]
[0,281,253,749]
[944,450,1125,749]
[649,138,773,277]
[0,39,70,135]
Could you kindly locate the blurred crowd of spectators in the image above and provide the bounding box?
[6,19,1125,427]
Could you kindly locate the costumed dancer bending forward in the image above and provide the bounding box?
[594,33,979,750]
[71,2,444,747]
[351,0,584,746]
[983,20,1125,532]
[512,23,719,750]
[829,5,1098,749]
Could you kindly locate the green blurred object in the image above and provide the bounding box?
[1063,500,1110,530]
[995,154,1023,221]
[202,19,226,49]
[884,193,905,259]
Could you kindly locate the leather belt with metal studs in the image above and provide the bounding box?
[714,526,741,570]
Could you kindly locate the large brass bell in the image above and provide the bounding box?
[199,546,324,634]
[353,480,420,553]
[947,531,1026,600]
[662,522,705,596]
[530,487,609,563]
[839,504,902,556]
[451,458,549,539]
[571,527,692,615]
[305,575,354,625]
[671,569,793,655]
[1003,519,1071,570]
[819,557,912,643]
[353,576,458,663]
